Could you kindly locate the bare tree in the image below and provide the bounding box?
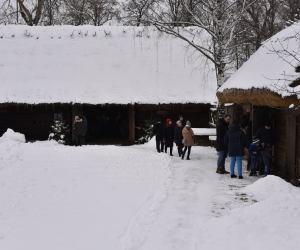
[17,0,46,25]
[120,0,157,26]
[141,0,258,86]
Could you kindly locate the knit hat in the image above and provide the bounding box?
[186,120,191,126]
[176,120,182,125]
[265,121,272,127]
[232,119,240,127]
[253,137,260,145]
[166,119,172,124]
[75,116,80,121]
[157,118,161,122]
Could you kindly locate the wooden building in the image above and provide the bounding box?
[0,25,217,145]
[217,24,300,180]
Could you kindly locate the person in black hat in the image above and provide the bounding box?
[152,118,164,153]
[255,121,276,175]
[178,115,186,127]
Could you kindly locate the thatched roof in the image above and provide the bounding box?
[218,23,300,107]
[0,25,216,105]
[217,88,300,107]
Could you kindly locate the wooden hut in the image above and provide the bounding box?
[0,25,216,145]
[217,23,300,180]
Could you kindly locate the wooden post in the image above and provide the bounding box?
[128,105,135,145]
[286,115,297,176]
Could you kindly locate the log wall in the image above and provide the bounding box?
[0,104,70,141]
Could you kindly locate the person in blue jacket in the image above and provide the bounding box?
[224,119,247,179]
[248,137,262,176]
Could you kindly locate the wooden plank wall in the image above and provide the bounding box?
[135,104,210,140]
[0,104,70,141]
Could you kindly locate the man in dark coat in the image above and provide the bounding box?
[174,120,184,157]
[224,119,247,178]
[152,118,164,153]
[216,114,231,174]
[256,121,276,175]
[74,117,84,146]
[163,118,174,156]
[79,116,88,145]
[178,115,186,127]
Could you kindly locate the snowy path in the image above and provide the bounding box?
[1,134,300,250]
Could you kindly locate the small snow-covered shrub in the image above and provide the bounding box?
[0,128,26,143]
[48,118,70,145]
[140,113,157,143]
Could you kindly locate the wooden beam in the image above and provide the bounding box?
[128,105,135,145]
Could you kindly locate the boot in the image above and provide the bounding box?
[187,157,190,160]
[222,167,230,174]
[170,148,173,156]
[216,168,224,174]
[231,175,237,178]
[253,172,257,176]
[249,171,253,176]
[238,176,243,179]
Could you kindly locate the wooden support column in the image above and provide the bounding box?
[128,104,135,145]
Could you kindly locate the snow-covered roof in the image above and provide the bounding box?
[218,23,300,100]
[0,25,217,105]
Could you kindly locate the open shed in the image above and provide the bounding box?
[217,23,300,179]
[0,25,217,145]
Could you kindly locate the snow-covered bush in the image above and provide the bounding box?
[48,118,70,145]
[0,129,26,143]
[140,113,156,143]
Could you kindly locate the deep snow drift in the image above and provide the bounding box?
[1,130,300,250]
[0,25,217,104]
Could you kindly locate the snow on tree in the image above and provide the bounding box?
[48,116,70,144]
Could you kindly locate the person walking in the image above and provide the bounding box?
[152,118,164,153]
[163,119,174,156]
[255,121,276,175]
[224,119,247,179]
[74,116,84,146]
[216,114,231,174]
[174,120,184,157]
[178,115,186,127]
[181,121,194,160]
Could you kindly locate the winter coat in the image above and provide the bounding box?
[74,120,84,135]
[163,124,174,147]
[246,121,252,149]
[256,127,277,146]
[224,125,247,157]
[216,118,229,152]
[82,116,88,134]
[153,123,164,141]
[174,126,184,145]
[248,143,262,162]
[261,148,272,164]
[182,126,194,146]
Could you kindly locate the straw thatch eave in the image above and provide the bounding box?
[217,88,300,107]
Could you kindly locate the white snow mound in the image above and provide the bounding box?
[0,129,26,143]
[242,175,299,200]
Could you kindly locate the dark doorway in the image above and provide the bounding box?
[83,105,129,145]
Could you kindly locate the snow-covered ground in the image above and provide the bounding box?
[1,130,300,250]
